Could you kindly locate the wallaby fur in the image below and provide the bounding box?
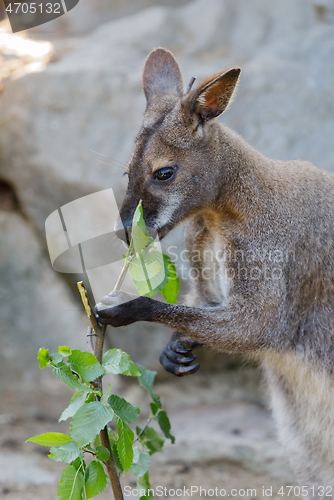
[96,48,334,496]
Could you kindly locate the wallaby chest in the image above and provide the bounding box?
[186,217,231,306]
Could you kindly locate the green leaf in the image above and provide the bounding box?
[93,435,101,450]
[110,441,123,473]
[72,457,86,471]
[68,350,105,383]
[107,395,140,424]
[131,448,151,477]
[59,345,72,356]
[95,445,110,462]
[132,200,145,228]
[152,393,161,407]
[161,254,180,304]
[128,200,180,301]
[129,249,168,298]
[128,250,162,282]
[71,401,114,447]
[59,390,90,422]
[136,364,155,391]
[85,461,107,499]
[102,349,140,376]
[136,364,161,407]
[156,411,175,443]
[120,352,141,376]
[100,383,112,404]
[139,427,164,454]
[101,349,122,374]
[137,472,154,500]
[150,403,159,416]
[53,362,87,391]
[49,442,83,463]
[50,352,63,365]
[37,348,50,369]
[115,417,134,473]
[131,201,152,253]
[26,432,72,447]
[58,464,84,500]
[132,224,153,255]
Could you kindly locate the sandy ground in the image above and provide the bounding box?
[0,368,300,500]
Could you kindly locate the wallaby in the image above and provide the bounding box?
[95,48,334,496]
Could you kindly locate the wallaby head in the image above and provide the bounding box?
[117,47,241,242]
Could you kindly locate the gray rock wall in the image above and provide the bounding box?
[0,206,87,383]
[0,0,333,378]
[1,0,333,231]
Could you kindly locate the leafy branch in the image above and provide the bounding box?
[26,200,179,500]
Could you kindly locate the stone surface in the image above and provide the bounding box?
[0,0,334,374]
[1,0,334,234]
[0,370,294,493]
[157,402,293,481]
[28,0,192,36]
[0,209,87,381]
[123,370,294,481]
[0,452,58,484]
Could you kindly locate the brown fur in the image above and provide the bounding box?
[96,48,334,496]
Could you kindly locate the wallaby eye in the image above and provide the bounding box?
[153,166,175,181]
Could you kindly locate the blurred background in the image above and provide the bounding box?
[0,0,334,498]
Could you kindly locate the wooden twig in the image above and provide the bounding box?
[77,282,102,338]
[77,282,124,500]
[86,327,95,354]
[134,418,151,443]
[113,254,135,291]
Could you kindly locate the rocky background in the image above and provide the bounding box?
[0,0,333,497]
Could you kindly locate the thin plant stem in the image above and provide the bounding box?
[134,418,151,443]
[114,253,135,291]
[77,282,124,500]
[86,327,95,354]
[77,244,136,500]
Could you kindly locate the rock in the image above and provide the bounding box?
[0,26,54,88]
[27,0,191,36]
[156,401,294,481]
[0,208,87,382]
[0,0,333,231]
[0,452,58,484]
[1,0,333,373]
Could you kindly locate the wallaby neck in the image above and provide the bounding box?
[206,123,276,223]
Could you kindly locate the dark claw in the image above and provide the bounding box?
[94,312,108,325]
[170,340,193,354]
[175,363,200,376]
[159,338,200,377]
[164,344,196,365]
[174,345,192,354]
[160,355,200,377]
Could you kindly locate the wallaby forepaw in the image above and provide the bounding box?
[94,293,152,327]
[159,339,200,377]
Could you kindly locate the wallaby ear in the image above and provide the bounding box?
[142,48,183,106]
[187,67,241,122]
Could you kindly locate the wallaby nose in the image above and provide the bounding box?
[115,217,131,246]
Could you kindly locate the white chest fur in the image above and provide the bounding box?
[200,233,231,306]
